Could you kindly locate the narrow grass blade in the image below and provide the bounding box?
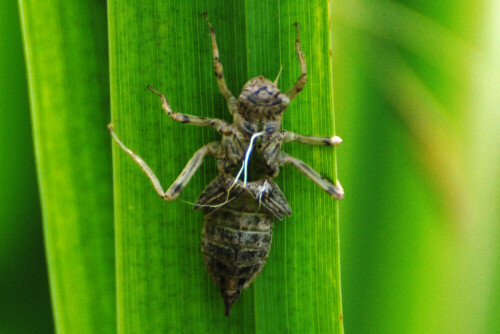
[19,1,116,332]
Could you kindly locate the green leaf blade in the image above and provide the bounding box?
[109,1,342,332]
[19,0,116,332]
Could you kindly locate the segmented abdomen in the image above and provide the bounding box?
[201,207,273,316]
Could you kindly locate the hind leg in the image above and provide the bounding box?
[109,124,223,200]
[279,152,344,199]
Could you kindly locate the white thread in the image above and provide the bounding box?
[230,131,265,189]
[183,131,265,209]
[180,196,235,209]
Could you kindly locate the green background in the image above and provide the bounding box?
[2,0,500,333]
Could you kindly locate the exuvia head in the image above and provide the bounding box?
[237,70,290,119]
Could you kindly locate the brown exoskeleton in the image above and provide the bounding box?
[108,13,344,316]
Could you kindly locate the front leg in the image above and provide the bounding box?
[285,22,307,100]
[203,12,236,112]
[282,130,342,146]
[148,85,232,135]
[279,152,344,199]
[109,124,223,200]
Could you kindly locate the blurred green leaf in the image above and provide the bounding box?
[19,0,115,333]
[0,1,52,333]
[109,0,342,332]
[334,0,500,333]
